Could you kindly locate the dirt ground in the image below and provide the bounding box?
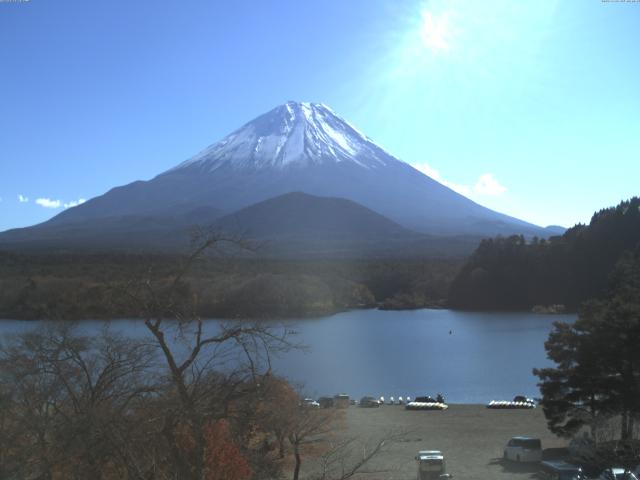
[302,404,569,480]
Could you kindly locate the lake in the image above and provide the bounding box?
[0,308,574,404]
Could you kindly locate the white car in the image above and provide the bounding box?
[302,398,320,408]
[503,436,542,463]
[415,450,453,480]
[599,468,639,480]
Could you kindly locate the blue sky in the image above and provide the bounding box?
[1,0,638,231]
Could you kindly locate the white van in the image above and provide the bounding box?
[503,436,542,462]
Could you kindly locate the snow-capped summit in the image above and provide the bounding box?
[171,101,397,172]
[13,101,551,242]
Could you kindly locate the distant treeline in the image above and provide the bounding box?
[448,197,640,311]
[0,252,461,320]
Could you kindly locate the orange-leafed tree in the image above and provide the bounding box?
[256,376,301,459]
[203,420,252,480]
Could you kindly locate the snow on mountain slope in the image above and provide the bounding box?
[170,102,394,172]
[7,101,551,241]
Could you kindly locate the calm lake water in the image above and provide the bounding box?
[0,309,574,404]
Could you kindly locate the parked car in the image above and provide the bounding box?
[538,460,585,480]
[599,468,639,480]
[318,396,334,408]
[359,396,381,407]
[333,393,350,408]
[301,398,320,408]
[415,450,453,480]
[503,436,542,463]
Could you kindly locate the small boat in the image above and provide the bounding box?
[405,396,448,411]
[486,396,536,409]
[405,401,448,411]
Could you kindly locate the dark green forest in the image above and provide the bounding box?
[449,197,640,311]
[4,197,638,319]
[0,253,460,320]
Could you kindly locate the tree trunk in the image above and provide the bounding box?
[278,436,286,459]
[621,410,630,441]
[292,442,301,480]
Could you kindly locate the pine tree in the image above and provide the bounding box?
[534,247,640,443]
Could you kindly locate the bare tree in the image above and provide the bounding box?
[287,405,339,480]
[0,322,157,480]
[0,230,399,480]
[118,230,296,479]
[285,408,407,480]
[312,432,407,480]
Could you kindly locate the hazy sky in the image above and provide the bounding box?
[1,0,639,231]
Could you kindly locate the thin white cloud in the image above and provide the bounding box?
[63,198,86,209]
[18,194,29,203]
[33,197,87,209]
[411,163,507,197]
[35,198,62,209]
[411,162,472,196]
[474,173,507,196]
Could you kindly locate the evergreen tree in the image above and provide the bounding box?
[450,197,640,310]
[534,248,640,442]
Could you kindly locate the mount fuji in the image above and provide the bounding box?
[0,101,559,254]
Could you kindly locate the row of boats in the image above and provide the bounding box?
[486,396,537,409]
[406,395,537,411]
[405,395,449,411]
[355,394,537,410]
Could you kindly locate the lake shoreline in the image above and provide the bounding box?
[0,304,575,322]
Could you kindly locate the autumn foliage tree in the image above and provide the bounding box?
[256,376,301,459]
[203,420,252,480]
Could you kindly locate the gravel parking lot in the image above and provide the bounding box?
[303,404,568,480]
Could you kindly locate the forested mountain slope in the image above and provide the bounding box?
[448,197,640,311]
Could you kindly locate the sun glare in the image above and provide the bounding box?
[419,10,452,53]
